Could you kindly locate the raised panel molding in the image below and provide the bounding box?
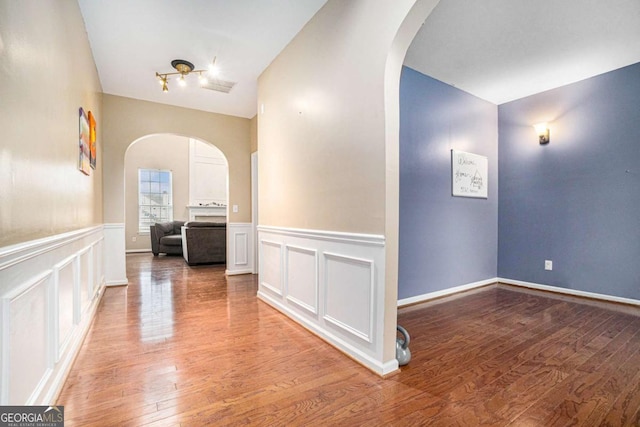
[234,233,248,266]
[226,223,254,276]
[1,272,52,405]
[78,248,91,319]
[54,256,76,361]
[103,223,128,286]
[259,240,283,296]
[91,240,104,299]
[323,252,374,343]
[257,226,393,375]
[189,139,228,206]
[285,245,318,316]
[0,226,106,405]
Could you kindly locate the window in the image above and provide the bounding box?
[138,169,173,233]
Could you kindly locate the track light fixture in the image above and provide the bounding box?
[155,59,212,92]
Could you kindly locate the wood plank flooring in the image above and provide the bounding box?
[57,253,640,426]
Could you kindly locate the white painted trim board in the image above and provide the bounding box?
[499,278,640,307]
[397,278,497,307]
[397,276,640,308]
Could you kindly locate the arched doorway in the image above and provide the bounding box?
[123,133,229,260]
[100,94,254,285]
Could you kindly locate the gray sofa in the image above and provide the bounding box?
[150,221,185,256]
[181,221,226,265]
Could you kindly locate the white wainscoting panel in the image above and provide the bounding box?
[260,240,283,296]
[54,256,76,360]
[103,223,128,286]
[79,248,91,318]
[234,233,248,265]
[257,226,393,375]
[226,223,254,276]
[2,272,52,406]
[324,253,374,343]
[285,245,318,316]
[92,241,103,299]
[188,138,228,207]
[0,226,106,405]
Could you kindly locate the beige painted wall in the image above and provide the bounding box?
[102,95,251,224]
[0,1,103,247]
[124,135,190,251]
[257,1,420,234]
[257,0,440,364]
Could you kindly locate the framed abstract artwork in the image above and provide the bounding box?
[79,108,91,175]
[89,110,97,169]
[78,108,91,175]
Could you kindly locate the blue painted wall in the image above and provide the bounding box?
[399,66,498,300]
[498,62,640,299]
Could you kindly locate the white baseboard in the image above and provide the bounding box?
[225,268,253,276]
[499,277,640,307]
[125,249,151,254]
[397,277,640,309]
[105,279,128,287]
[398,277,497,307]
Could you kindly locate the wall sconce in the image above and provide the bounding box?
[533,122,550,144]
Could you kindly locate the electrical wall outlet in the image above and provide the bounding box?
[233,204,238,213]
[545,260,553,271]
[132,236,137,242]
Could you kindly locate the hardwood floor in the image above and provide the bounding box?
[57,253,640,426]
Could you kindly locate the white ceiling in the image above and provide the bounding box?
[80,1,640,118]
[405,0,640,105]
[78,0,328,118]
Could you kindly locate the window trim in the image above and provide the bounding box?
[138,168,173,233]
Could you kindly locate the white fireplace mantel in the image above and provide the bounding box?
[187,205,227,221]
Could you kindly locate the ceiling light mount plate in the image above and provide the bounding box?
[171,59,195,74]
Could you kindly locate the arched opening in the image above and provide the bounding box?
[381,0,442,367]
[100,94,252,286]
[385,0,501,367]
[123,133,230,262]
[392,0,499,308]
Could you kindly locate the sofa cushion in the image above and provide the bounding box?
[155,221,175,233]
[172,221,185,234]
[160,234,183,246]
[184,221,226,228]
